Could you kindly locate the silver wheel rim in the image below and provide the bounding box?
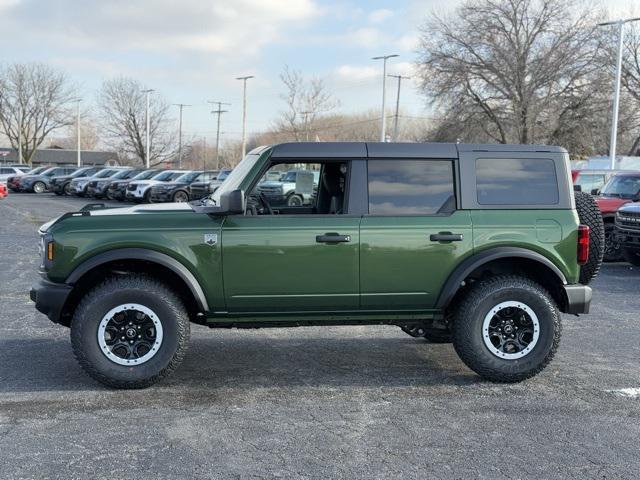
[482,301,540,360]
[34,182,44,193]
[174,192,188,202]
[287,195,302,206]
[97,304,163,366]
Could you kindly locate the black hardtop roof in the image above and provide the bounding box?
[268,142,568,159]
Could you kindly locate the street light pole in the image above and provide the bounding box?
[173,103,191,168]
[74,99,82,167]
[236,76,254,158]
[372,54,398,142]
[142,89,154,168]
[598,17,640,169]
[18,104,23,165]
[388,74,410,142]
[208,101,230,171]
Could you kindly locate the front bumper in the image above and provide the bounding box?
[149,189,174,202]
[563,284,592,314]
[30,277,73,324]
[189,188,211,200]
[86,185,108,197]
[614,226,640,251]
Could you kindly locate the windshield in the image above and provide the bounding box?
[39,167,58,177]
[150,170,177,181]
[174,171,200,183]
[71,168,94,177]
[217,169,231,181]
[601,175,640,198]
[132,169,158,180]
[280,171,296,182]
[93,169,117,178]
[210,154,260,204]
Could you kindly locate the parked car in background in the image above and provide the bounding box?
[86,168,141,199]
[126,170,185,203]
[573,169,616,195]
[50,167,103,196]
[107,169,160,201]
[6,166,49,192]
[257,168,321,207]
[70,168,122,197]
[18,166,77,193]
[0,165,30,184]
[615,202,640,266]
[149,170,217,203]
[593,171,640,261]
[189,168,232,200]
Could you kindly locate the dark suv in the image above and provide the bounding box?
[149,170,217,203]
[107,169,160,201]
[51,167,102,196]
[31,143,602,389]
[19,166,77,193]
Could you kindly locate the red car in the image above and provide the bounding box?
[593,171,640,261]
[0,183,8,199]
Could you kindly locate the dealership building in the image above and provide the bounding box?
[0,147,117,167]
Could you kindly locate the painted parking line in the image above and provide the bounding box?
[607,388,640,398]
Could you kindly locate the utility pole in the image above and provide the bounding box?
[598,17,640,169]
[372,54,398,142]
[142,89,154,168]
[236,75,254,158]
[173,103,191,168]
[208,100,230,170]
[388,74,410,142]
[18,104,23,165]
[74,99,82,167]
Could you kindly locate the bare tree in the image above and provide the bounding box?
[53,111,100,150]
[619,22,640,156]
[97,77,175,165]
[0,63,75,163]
[276,66,338,141]
[417,0,605,146]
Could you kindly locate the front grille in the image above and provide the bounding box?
[617,211,640,230]
[258,186,282,195]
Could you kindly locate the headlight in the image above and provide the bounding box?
[97,181,108,187]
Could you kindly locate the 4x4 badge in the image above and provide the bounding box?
[204,234,218,246]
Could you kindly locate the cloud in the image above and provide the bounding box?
[368,8,394,24]
[6,0,320,56]
[334,65,380,82]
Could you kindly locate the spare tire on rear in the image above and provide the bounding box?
[575,191,604,284]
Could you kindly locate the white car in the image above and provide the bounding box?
[0,166,30,184]
[125,170,186,203]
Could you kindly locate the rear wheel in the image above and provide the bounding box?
[63,183,72,195]
[33,181,46,194]
[452,275,561,383]
[70,275,190,389]
[574,191,604,283]
[286,193,304,206]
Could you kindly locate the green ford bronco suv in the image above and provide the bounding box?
[31,142,603,388]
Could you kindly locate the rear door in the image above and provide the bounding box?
[359,159,473,310]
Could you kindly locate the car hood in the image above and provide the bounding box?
[51,175,74,181]
[259,181,286,188]
[71,176,96,183]
[39,202,193,233]
[130,179,166,187]
[154,182,188,189]
[596,196,631,213]
[618,202,640,213]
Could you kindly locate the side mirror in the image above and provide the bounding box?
[573,184,582,192]
[591,188,600,196]
[219,189,245,214]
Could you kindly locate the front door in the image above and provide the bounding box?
[359,159,473,311]
[221,160,360,313]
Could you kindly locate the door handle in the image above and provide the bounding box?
[430,232,463,242]
[316,233,351,243]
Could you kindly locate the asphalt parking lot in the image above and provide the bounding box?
[1,193,639,479]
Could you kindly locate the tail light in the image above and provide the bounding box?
[577,225,590,265]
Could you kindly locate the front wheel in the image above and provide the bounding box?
[172,190,189,203]
[33,181,46,194]
[452,275,561,383]
[70,275,190,389]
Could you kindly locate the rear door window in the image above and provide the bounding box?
[476,158,558,205]
[367,160,455,215]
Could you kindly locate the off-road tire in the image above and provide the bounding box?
[452,275,561,383]
[622,248,640,266]
[574,191,604,283]
[70,275,190,389]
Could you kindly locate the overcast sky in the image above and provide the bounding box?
[0,0,636,144]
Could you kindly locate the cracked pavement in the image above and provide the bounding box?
[1,193,639,479]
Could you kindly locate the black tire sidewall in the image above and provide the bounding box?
[72,286,184,385]
[454,284,558,378]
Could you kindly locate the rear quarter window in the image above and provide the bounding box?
[476,158,559,205]
[368,160,455,215]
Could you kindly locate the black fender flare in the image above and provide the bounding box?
[435,247,567,309]
[66,248,209,311]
